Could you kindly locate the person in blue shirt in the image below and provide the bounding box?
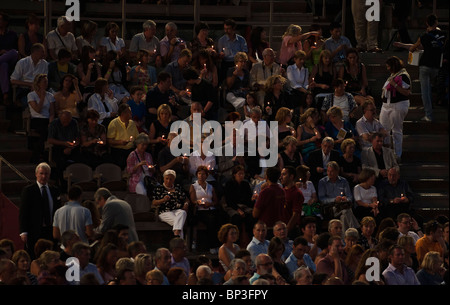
[246,221,270,265]
[285,236,316,279]
[324,22,352,67]
[217,19,248,84]
[127,86,147,133]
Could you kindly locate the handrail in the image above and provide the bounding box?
[0,155,31,192]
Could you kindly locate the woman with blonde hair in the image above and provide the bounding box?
[338,138,362,189]
[148,103,172,158]
[325,105,358,155]
[279,24,320,66]
[397,235,419,272]
[416,251,446,285]
[134,253,154,285]
[275,107,296,147]
[263,75,291,121]
[226,52,251,110]
[277,135,304,171]
[310,49,335,98]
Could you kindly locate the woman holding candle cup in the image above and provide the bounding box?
[126,133,156,197]
[189,165,222,253]
[152,169,190,239]
[353,168,381,222]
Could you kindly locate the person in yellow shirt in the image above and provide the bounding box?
[415,220,445,265]
[107,103,139,169]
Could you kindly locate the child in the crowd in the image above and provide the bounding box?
[127,86,147,133]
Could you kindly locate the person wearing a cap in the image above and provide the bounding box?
[152,169,190,239]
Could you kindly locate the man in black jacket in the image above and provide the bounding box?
[19,162,61,259]
[306,137,340,190]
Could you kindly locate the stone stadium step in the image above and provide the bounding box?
[401,151,449,163]
[402,134,449,151]
[411,192,449,210]
[400,163,449,179]
[403,120,449,134]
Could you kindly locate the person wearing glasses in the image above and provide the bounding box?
[249,253,274,284]
[396,213,424,245]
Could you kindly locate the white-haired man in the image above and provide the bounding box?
[46,15,78,61]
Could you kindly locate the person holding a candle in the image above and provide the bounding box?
[318,161,358,229]
[189,165,222,254]
[225,51,251,111]
[377,167,414,220]
[126,133,156,197]
[353,168,381,223]
[152,169,190,239]
[217,19,248,85]
[80,109,110,169]
[47,110,81,190]
[107,103,139,170]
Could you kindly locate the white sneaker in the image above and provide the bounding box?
[421,116,432,122]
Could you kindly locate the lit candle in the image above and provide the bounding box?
[72,140,76,145]
[341,191,344,196]
[129,136,133,142]
[203,63,206,69]
[200,198,205,205]
[162,134,166,140]
[153,48,157,53]
[314,41,317,46]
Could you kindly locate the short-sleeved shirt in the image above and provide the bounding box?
[419,29,446,68]
[282,185,304,225]
[164,60,187,91]
[48,118,79,142]
[129,33,160,55]
[106,117,139,150]
[46,28,78,55]
[254,183,286,227]
[27,91,55,119]
[99,36,125,53]
[52,201,92,243]
[324,36,352,63]
[11,56,48,83]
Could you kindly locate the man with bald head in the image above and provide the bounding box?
[249,253,273,284]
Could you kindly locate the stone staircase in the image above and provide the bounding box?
[360,51,449,219]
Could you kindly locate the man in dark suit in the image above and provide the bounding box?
[19,162,61,260]
[306,137,340,190]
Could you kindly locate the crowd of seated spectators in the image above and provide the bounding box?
[0,10,448,286]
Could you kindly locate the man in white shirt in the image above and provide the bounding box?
[10,43,48,108]
[355,99,388,148]
[46,16,78,61]
[396,213,423,245]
